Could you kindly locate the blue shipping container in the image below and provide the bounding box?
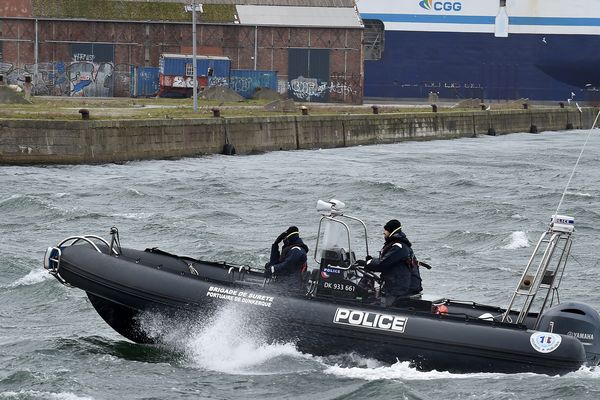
[229,70,278,99]
[130,66,160,97]
[159,54,230,81]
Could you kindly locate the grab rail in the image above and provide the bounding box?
[57,235,108,253]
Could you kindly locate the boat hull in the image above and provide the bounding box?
[53,244,588,374]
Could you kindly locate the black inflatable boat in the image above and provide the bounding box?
[44,199,600,374]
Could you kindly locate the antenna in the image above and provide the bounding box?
[554,109,600,217]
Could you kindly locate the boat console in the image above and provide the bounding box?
[308,199,381,302]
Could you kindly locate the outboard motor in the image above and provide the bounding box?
[537,302,600,365]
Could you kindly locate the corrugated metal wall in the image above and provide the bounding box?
[161,56,230,78]
[130,66,160,97]
[230,69,277,98]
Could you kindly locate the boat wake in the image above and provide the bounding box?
[324,360,536,380]
[139,304,306,375]
[325,361,600,381]
[564,366,600,379]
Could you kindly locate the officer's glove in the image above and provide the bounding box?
[274,231,287,245]
[264,263,275,278]
[355,259,367,267]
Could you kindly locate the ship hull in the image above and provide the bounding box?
[364,30,600,101]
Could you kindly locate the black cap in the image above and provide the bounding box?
[384,219,401,234]
[285,226,299,238]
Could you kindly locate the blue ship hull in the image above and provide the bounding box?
[365,30,600,101]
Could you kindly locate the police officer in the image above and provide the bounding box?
[357,219,422,307]
[265,226,309,289]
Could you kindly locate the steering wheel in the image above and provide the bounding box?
[352,263,382,283]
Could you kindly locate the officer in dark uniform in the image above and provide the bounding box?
[357,219,422,307]
[265,226,309,290]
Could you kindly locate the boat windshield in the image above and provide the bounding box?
[317,219,350,260]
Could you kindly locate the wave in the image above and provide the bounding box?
[502,231,530,250]
[0,391,94,400]
[448,178,485,188]
[361,181,408,193]
[111,212,155,220]
[125,188,145,197]
[3,269,51,289]
[0,195,67,216]
[565,191,593,198]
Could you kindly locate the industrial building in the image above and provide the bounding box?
[0,0,363,103]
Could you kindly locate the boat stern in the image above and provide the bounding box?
[538,302,600,367]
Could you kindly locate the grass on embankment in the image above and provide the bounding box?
[0,97,443,121]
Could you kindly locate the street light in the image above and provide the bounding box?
[185,1,203,112]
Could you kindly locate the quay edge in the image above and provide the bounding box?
[0,108,596,165]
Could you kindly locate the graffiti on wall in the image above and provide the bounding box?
[208,76,228,87]
[329,72,362,104]
[287,74,361,104]
[0,60,133,97]
[289,76,327,101]
[229,72,277,99]
[68,61,114,97]
[172,76,195,88]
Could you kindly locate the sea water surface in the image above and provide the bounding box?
[2,130,600,399]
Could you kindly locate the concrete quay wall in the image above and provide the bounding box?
[0,108,596,165]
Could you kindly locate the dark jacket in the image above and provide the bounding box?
[268,236,309,289]
[366,230,422,297]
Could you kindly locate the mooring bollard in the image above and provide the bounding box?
[301,106,308,116]
[530,125,538,133]
[431,104,438,113]
[372,105,379,114]
[481,104,487,111]
[78,109,90,120]
[212,108,221,118]
[559,102,565,109]
[523,103,528,110]
[23,76,33,101]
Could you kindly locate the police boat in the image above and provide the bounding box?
[43,199,600,374]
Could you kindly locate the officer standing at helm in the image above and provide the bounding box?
[357,219,422,306]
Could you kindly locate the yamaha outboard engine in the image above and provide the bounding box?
[537,302,600,365]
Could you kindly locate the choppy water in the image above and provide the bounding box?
[2,131,600,399]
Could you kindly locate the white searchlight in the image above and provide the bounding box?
[316,199,346,216]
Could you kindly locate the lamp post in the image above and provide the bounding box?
[186,1,201,112]
[192,0,198,112]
